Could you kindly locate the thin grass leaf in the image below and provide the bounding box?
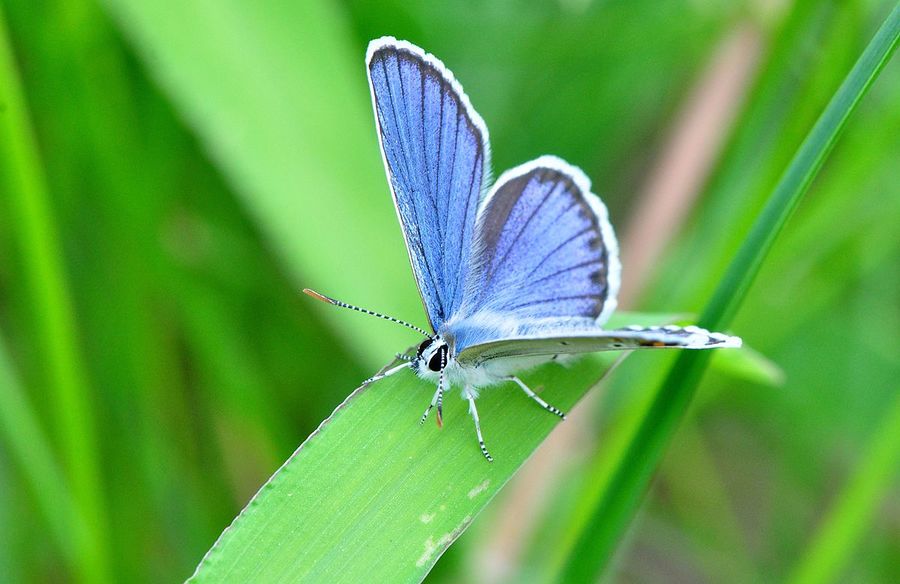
[647,0,861,315]
[187,313,668,582]
[701,343,785,388]
[556,5,900,581]
[786,393,900,584]
[529,8,864,579]
[0,8,111,582]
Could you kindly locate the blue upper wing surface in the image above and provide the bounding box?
[367,38,490,331]
[443,157,741,363]
[451,157,621,346]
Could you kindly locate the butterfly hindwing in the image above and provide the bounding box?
[367,38,489,331]
[456,325,742,366]
[452,157,620,326]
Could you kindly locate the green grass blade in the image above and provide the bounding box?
[0,8,111,582]
[556,5,900,581]
[700,6,899,331]
[101,0,421,368]
[188,313,666,583]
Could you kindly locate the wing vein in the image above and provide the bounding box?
[529,258,601,286]
[390,55,444,321]
[524,225,593,281]
[449,146,479,310]
[421,68,441,248]
[436,76,446,281]
[485,173,555,282]
[505,294,598,311]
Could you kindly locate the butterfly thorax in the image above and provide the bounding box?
[414,333,558,391]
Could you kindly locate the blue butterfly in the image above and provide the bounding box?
[305,37,741,461]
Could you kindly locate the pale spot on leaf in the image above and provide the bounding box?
[415,516,472,568]
[468,479,490,499]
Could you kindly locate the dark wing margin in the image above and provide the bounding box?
[456,156,621,326]
[366,37,490,331]
[456,325,742,366]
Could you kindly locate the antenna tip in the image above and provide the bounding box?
[302,288,334,304]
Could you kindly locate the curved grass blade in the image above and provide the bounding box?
[101,0,420,368]
[188,313,667,583]
[555,5,900,581]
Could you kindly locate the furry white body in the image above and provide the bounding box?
[414,335,556,400]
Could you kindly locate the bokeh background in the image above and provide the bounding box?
[1,0,898,582]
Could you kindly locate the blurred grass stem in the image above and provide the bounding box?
[0,8,111,582]
[0,338,86,571]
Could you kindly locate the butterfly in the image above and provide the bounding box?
[304,37,741,461]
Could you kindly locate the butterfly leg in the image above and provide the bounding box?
[464,388,493,462]
[420,369,445,428]
[436,369,445,427]
[505,376,566,420]
[362,362,411,386]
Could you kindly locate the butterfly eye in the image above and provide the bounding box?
[417,339,433,356]
[427,345,447,372]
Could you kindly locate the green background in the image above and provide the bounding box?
[1,0,897,582]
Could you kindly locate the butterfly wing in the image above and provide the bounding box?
[453,156,620,328]
[447,156,740,363]
[455,325,741,366]
[367,38,490,331]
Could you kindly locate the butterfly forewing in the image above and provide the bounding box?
[367,39,489,331]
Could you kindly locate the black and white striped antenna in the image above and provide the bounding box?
[303,288,433,339]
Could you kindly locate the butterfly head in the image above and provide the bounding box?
[415,336,449,375]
